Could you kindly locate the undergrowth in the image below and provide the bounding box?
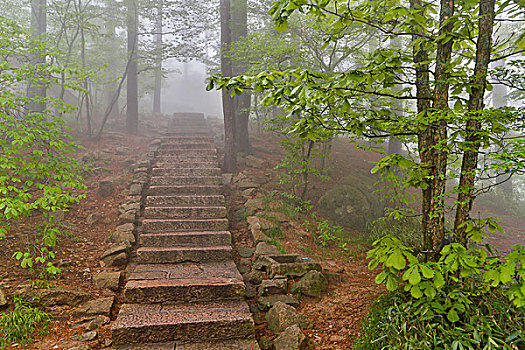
[0,298,51,349]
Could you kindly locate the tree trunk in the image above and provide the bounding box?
[28,0,47,113]
[153,0,163,115]
[126,0,139,135]
[231,0,251,153]
[453,0,496,245]
[221,0,237,172]
[79,0,91,137]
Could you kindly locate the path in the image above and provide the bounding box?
[111,113,259,349]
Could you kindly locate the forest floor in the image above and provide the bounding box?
[1,124,524,350]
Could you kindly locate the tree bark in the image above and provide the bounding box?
[221,0,237,172]
[231,0,251,153]
[453,0,496,244]
[153,0,163,115]
[126,0,139,135]
[28,0,47,113]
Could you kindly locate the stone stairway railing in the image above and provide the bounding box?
[111,113,259,350]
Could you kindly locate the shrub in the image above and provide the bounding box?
[0,298,51,349]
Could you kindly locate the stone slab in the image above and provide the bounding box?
[141,218,229,233]
[144,206,227,219]
[146,195,225,208]
[140,231,231,248]
[137,246,233,264]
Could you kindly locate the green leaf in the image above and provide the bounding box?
[386,249,406,270]
[410,285,423,298]
[447,308,460,322]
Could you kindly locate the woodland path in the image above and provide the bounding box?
[111,113,259,349]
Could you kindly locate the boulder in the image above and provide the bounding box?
[254,242,281,257]
[98,180,114,198]
[23,287,91,307]
[128,183,143,196]
[257,295,300,311]
[238,246,254,258]
[73,297,114,318]
[273,325,307,350]
[100,243,130,267]
[244,270,265,285]
[259,279,287,296]
[109,230,136,246]
[290,271,328,298]
[93,272,122,291]
[71,330,98,342]
[318,175,384,232]
[245,198,265,214]
[266,302,313,334]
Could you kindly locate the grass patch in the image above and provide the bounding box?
[0,298,51,349]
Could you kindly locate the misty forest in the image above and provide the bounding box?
[1,0,525,349]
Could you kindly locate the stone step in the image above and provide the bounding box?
[146,195,225,207]
[124,261,244,303]
[152,168,221,177]
[150,176,223,187]
[156,155,218,163]
[117,339,260,350]
[176,339,260,350]
[140,231,231,247]
[157,149,217,156]
[154,162,219,169]
[137,246,232,264]
[160,136,213,142]
[144,206,227,219]
[159,143,214,150]
[147,185,222,196]
[112,300,254,346]
[164,131,210,137]
[141,218,229,233]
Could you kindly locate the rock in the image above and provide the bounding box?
[98,180,114,198]
[149,139,162,147]
[73,297,114,318]
[245,155,265,169]
[266,302,313,334]
[0,288,7,307]
[258,337,273,350]
[245,285,256,299]
[109,230,136,246]
[93,272,122,291]
[258,217,276,230]
[86,213,103,226]
[259,279,287,296]
[251,227,270,245]
[242,188,256,198]
[322,269,342,284]
[245,198,265,214]
[237,179,258,190]
[116,223,135,234]
[257,295,300,311]
[247,216,260,227]
[65,345,90,350]
[237,258,251,274]
[318,176,384,232]
[71,330,98,342]
[115,146,129,155]
[273,325,307,350]
[122,158,135,169]
[84,315,111,331]
[290,271,328,298]
[222,173,233,185]
[118,211,136,225]
[23,287,90,308]
[244,270,264,285]
[100,243,130,267]
[254,242,281,257]
[128,183,143,196]
[238,246,254,258]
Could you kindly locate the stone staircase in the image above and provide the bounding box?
[112,113,259,350]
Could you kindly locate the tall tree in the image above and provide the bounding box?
[221,0,237,172]
[126,0,139,135]
[231,0,251,153]
[153,0,163,115]
[28,0,47,113]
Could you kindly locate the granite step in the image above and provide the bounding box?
[156,149,217,156]
[144,206,227,219]
[147,186,222,196]
[159,143,214,150]
[155,155,218,163]
[150,176,223,186]
[146,195,225,207]
[117,339,259,350]
[124,261,244,303]
[140,231,231,247]
[154,162,219,169]
[151,168,221,177]
[164,131,210,137]
[137,246,233,264]
[141,218,229,233]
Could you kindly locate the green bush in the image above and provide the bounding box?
[0,298,51,349]
[355,289,525,350]
[368,216,422,249]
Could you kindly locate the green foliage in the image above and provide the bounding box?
[263,226,285,240]
[0,298,51,350]
[0,16,86,275]
[368,216,423,250]
[354,291,525,350]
